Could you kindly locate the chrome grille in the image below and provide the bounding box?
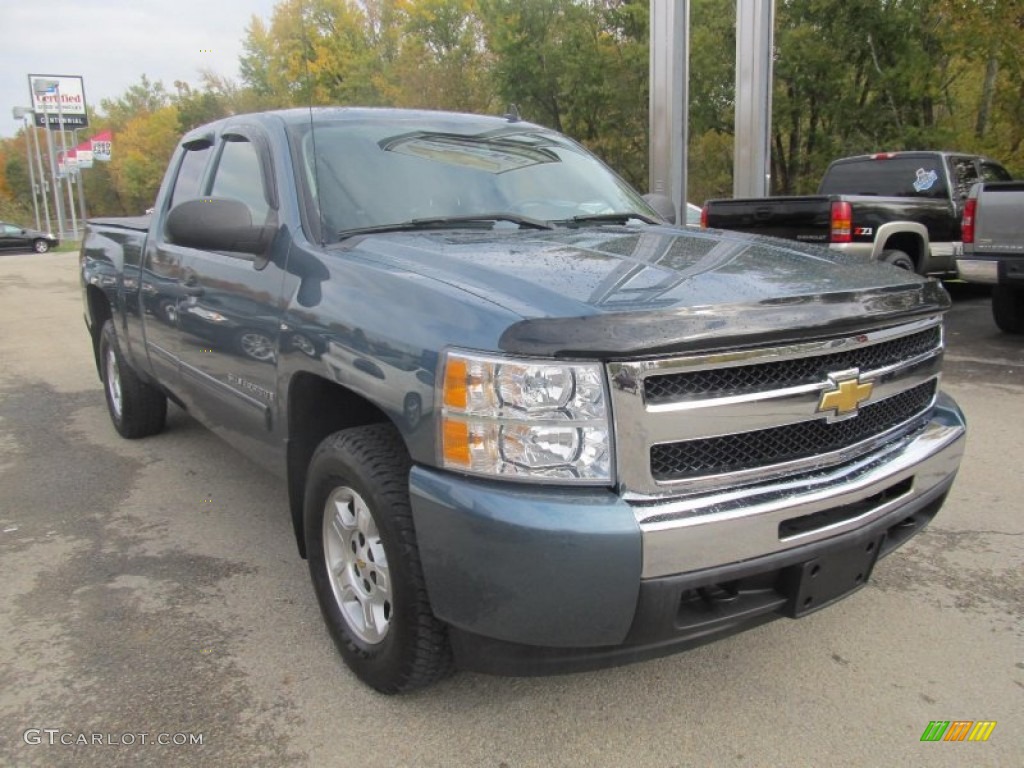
[650,380,936,481]
[644,326,940,402]
[607,316,945,496]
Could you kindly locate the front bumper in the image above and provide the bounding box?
[409,394,966,675]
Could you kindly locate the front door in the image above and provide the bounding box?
[169,128,287,464]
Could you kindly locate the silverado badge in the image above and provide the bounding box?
[818,375,873,420]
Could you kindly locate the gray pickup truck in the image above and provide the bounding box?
[81,108,966,693]
[958,180,1024,333]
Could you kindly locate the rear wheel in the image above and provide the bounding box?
[992,285,1024,334]
[33,238,50,253]
[880,249,914,271]
[304,423,452,693]
[99,320,167,438]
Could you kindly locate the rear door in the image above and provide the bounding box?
[140,139,215,387]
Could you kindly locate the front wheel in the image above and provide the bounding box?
[99,320,167,438]
[304,424,452,693]
[880,249,915,271]
[236,329,275,362]
[33,239,50,254]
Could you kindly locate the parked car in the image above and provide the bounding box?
[0,221,59,253]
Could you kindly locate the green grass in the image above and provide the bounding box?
[54,240,81,253]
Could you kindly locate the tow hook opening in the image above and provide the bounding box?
[778,476,914,540]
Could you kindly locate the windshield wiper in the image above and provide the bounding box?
[338,213,555,239]
[564,212,660,226]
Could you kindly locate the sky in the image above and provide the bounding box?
[1,0,280,138]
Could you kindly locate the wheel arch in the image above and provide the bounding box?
[873,222,929,271]
[286,372,393,557]
[86,285,114,379]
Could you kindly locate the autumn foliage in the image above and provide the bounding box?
[2,0,1020,221]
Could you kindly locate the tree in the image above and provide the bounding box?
[388,0,494,112]
[478,0,649,187]
[100,75,172,128]
[107,107,181,214]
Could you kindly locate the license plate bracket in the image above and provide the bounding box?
[783,534,885,618]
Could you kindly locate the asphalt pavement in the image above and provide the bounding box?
[0,253,1020,767]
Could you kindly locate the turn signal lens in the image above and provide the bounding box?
[438,350,612,484]
[442,419,470,466]
[443,358,468,408]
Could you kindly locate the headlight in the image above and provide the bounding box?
[439,350,612,484]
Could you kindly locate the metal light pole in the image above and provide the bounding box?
[54,84,79,238]
[32,79,66,241]
[73,128,88,224]
[649,0,690,225]
[11,107,41,230]
[734,0,776,198]
[29,112,53,234]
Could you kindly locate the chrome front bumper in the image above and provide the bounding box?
[634,393,965,578]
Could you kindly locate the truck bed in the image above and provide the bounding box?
[702,195,833,242]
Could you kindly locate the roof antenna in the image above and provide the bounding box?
[503,104,521,123]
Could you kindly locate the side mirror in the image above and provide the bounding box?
[643,193,676,224]
[165,198,274,258]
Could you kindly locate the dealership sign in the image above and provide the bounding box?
[28,74,89,129]
[91,130,112,161]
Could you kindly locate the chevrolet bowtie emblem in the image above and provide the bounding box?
[818,377,873,417]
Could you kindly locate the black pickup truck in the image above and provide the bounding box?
[81,108,966,692]
[703,151,1013,277]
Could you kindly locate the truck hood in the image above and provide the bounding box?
[342,225,949,357]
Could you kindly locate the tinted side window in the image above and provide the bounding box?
[169,145,212,207]
[210,138,270,224]
[979,162,1012,182]
[819,158,948,199]
[948,156,979,199]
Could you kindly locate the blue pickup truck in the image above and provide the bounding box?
[81,108,966,692]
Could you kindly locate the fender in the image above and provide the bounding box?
[870,221,929,261]
[81,219,152,376]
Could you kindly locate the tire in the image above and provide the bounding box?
[33,239,50,254]
[99,320,168,438]
[880,249,915,271]
[992,285,1024,334]
[236,329,275,362]
[304,424,452,693]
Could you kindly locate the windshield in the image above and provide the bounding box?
[290,117,656,242]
